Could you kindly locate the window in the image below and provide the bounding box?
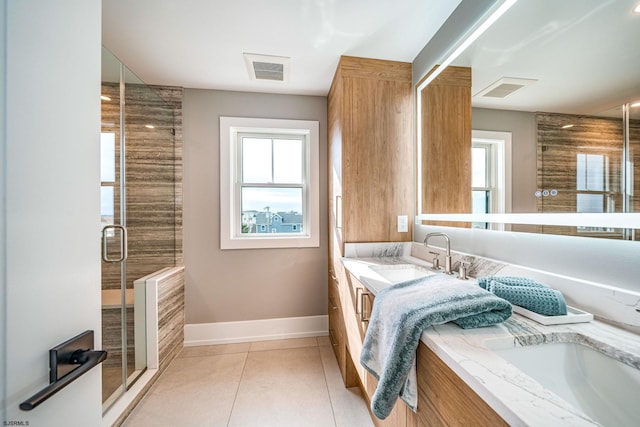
[471,130,512,229]
[576,152,615,233]
[220,117,320,249]
[100,132,116,235]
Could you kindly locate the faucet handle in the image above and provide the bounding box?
[428,251,441,270]
[458,261,470,280]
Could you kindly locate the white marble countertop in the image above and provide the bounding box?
[341,253,640,426]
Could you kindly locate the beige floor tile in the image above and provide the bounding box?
[228,347,335,427]
[124,352,247,427]
[178,342,251,358]
[249,336,318,352]
[319,345,374,427]
[316,335,331,347]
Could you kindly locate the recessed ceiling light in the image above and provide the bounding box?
[633,3,640,14]
[145,125,155,129]
[631,101,640,108]
[561,124,574,129]
[100,95,111,101]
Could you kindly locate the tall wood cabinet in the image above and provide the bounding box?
[327,59,505,426]
[327,56,413,424]
[419,65,472,221]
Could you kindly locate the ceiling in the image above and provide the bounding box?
[102,0,462,96]
[453,0,640,117]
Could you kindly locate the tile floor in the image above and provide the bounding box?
[123,336,374,427]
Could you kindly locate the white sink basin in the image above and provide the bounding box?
[369,264,434,284]
[493,341,640,426]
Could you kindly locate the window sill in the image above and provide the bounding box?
[220,234,319,250]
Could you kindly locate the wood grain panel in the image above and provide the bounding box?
[414,342,507,426]
[339,55,412,82]
[327,55,413,394]
[341,60,414,244]
[366,367,409,427]
[420,66,472,226]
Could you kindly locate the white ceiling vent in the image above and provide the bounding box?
[475,77,537,99]
[244,53,290,83]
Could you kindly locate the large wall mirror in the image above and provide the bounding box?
[418,0,640,239]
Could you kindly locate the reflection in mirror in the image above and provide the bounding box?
[418,0,640,240]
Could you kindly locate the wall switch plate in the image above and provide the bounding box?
[397,215,408,232]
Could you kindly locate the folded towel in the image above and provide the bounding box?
[360,275,512,419]
[477,276,567,316]
[477,276,548,289]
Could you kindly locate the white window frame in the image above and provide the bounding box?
[472,130,512,229]
[220,117,320,249]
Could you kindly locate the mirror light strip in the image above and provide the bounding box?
[416,213,640,228]
[416,0,518,93]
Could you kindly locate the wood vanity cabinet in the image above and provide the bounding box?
[408,342,508,427]
[327,55,414,424]
[327,55,413,375]
[346,273,507,427]
[326,56,503,426]
[349,274,409,427]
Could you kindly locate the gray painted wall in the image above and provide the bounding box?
[472,108,537,213]
[183,89,328,324]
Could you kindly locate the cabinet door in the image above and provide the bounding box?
[365,371,409,427]
[342,75,413,244]
[328,274,347,383]
[414,342,508,426]
[341,273,369,385]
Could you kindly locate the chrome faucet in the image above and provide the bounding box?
[424,232,453,275]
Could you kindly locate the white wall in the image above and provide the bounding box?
[1,0,8,420]
[2,1,102,425]
[183,89,328,324]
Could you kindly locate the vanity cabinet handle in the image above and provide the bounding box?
[328,329,337,347]
[360,291,372,323]
[335,196,342,229]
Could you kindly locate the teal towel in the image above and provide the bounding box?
[360,275,512,420]
[477,276,567,316]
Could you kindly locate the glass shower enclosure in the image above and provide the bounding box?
[100,48,179,410]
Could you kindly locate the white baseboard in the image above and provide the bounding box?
[184,315,328,346]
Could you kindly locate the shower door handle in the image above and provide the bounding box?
[101,225,128,262]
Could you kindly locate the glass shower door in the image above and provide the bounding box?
[101,48,129,409]
[101,47,178,411]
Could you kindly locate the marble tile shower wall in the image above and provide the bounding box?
[158,268,185,371]
[535,112,640,238]
[101,83,183,291]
